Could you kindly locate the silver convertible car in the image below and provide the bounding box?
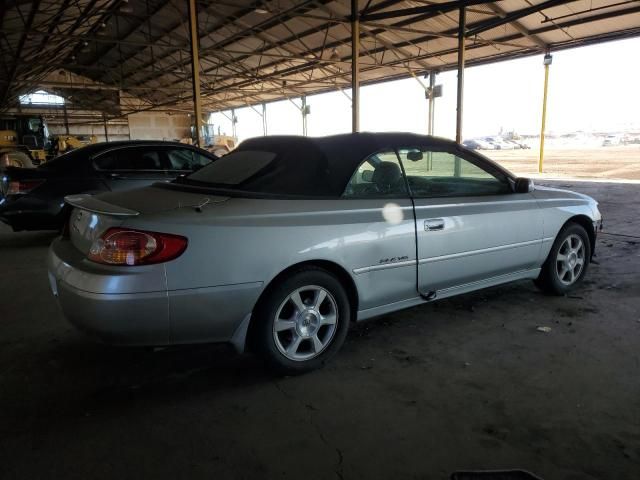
[48,133,602,373]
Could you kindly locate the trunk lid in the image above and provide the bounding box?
[65,195,133,255]
[64,185,229,254]
[89,184,230,215]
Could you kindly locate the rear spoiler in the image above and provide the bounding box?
[64,194,140,217]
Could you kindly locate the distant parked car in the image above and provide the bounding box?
[485,137,516,150]
[602,135,621,146]
[0,140,216,231]
[462,139,493,150]
[505,140,523,149]
[462,139,482,150]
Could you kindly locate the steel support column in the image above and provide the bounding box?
[301,95,308,136]
[539,53,552,173]
[231,108,237,138]
[455,6,466,145]
[351,0,360,133]
[63,103,70,135]
[102,113,109,142]
[428,71,436,136]
[188,0,203,146]
[262,102,267,136]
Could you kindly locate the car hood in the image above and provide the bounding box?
[532,184,599,219]
[93,184,230,215]
[533,184,594,202]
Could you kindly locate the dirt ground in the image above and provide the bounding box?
[1,180,639,480]
[484,145,640,180]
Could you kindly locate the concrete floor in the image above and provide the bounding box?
[1,181,639,480]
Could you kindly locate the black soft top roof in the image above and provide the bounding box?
[233,132,461,196]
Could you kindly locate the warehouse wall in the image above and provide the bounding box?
[127,112,191,141]
[47,115,130,142]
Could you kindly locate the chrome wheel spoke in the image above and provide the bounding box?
[274,319,296,332]
[289,291,306,313]
[313,289,327,310]
[557,253,568,262]
[286,335,303,355]
[558,265,568,279]
[312,335,324,353]
[320,313,337,325]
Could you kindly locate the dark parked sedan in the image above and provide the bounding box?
[0,140,216,231]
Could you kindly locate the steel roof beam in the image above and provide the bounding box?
[1,0,39,106]
[360,0,494,22]
[466,0,578,37]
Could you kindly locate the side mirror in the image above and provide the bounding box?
[362,170,374,182]
[407,150,423,161]
[514,177,534,193]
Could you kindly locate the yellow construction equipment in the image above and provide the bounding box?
[49,134,98,157]
[0,114,49,164]
[0,114,97,166]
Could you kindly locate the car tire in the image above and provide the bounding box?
[253,267,351,374]
[535,222,591,295]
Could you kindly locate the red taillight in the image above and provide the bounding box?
[88,228,188,266]
[7,179,45,195]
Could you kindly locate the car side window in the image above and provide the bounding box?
[166,149,214,171]
[166,148,193,171]
[342,150,408,198]
[397,147,511,197]
[94,148,164,171]
[93,152,117,170]
[193,152,213,169]
[118,148,163,170]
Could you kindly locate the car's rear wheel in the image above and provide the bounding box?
[253,267,350,374]
[535,223,590,295]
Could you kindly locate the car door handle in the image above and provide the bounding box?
[424,218,445,231]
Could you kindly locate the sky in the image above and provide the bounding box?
[210,37,640,143]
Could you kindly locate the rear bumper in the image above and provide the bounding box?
[48,237,171,345]
[52,277,171,345]
[48,237,263,347]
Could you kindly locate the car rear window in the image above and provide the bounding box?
[37,149,84,172]
[189,151,274,185]
[181,138,334,196]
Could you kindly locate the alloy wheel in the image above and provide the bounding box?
[272,285,338,362]
[556,234,585,286]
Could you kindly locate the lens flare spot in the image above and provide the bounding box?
[382,202,403,225]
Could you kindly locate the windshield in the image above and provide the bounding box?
[182,137,337,196]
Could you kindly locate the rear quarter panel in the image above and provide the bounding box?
[123,197,418,311]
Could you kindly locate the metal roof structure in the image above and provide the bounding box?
[2,0,640,116]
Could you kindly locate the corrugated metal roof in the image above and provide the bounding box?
[2,0,640,115]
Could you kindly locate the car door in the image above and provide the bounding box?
[397,146,543,294]
[341,150,417,312]
[93,146,170,192]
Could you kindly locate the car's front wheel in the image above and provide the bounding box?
[535,222,591,295]
[253,267,350,374]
